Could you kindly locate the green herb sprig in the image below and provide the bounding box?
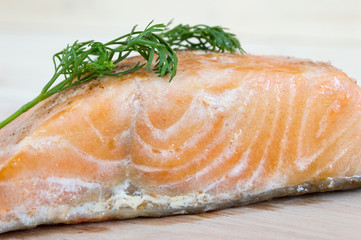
[0,21,245,129]
[160,23,245,54]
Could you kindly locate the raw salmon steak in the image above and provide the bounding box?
[1,51,361,233]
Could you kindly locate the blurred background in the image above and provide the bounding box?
[0,0,360,119]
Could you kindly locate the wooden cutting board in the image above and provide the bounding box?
[1,190,361,240]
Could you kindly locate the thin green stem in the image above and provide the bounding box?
[0,94,45,129]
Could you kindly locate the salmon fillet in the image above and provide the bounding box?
[1,51,361,233]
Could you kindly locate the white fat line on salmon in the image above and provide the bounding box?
[133,108,243,173]
[68,98,84,112]
[296,91,317,161]
[313,145,352,178]
[154,122,242,189]
[276,76,296,175]
[135,94,208,142]
[175,94,268,191]
[315,77,349,139]
[202,87,253,113]
[213,102,259,183]
[135,94,256,186]
[23,136,129,167]
[203,148,250,193]
[29,177,105,203]
[248,81,282,185]
[203,94,270,192]
[132,88,253,169]
[296,112,361,171]
[136,87,249,142]
[316,99,342,138]
[131,116,214,169]
[132,87,252,167]
[83,114,105,142]
[339,146,361,177]
[133,109,210,155]
[138,86,246,139]
[197,68,237,91]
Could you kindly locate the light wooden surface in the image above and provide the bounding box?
[1,0,361,239]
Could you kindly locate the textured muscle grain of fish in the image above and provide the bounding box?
[1,51,361,233]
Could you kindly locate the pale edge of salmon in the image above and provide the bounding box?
[1,177,361,233]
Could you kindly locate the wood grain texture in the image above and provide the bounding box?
[0,0,361,239]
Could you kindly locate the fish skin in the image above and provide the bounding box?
[1,50,361,233]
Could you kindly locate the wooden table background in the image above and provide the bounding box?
[0,0,361,239]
